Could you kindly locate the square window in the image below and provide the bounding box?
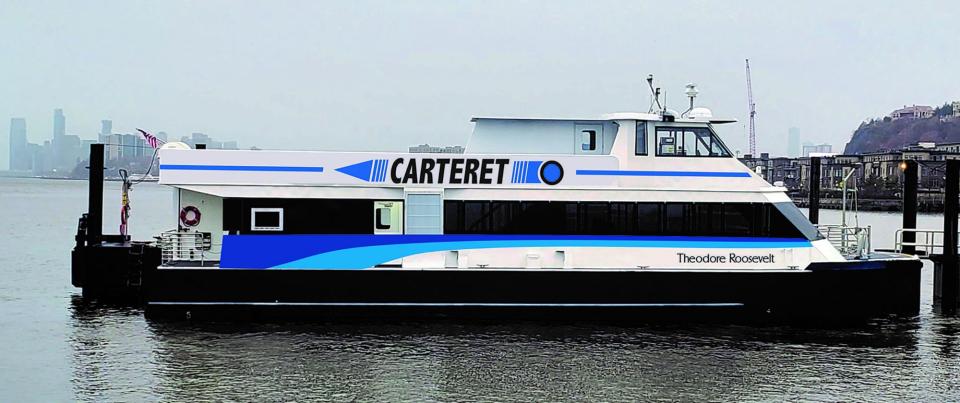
[251,208,283,231]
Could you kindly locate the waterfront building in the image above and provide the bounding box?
[408,143,465,153]
[890,105,934,120]
[802,143,832,157]
[9,118,28,171]
[99,120,112,144]
[53,109,65,139]
[742,141,960,196]
[787,128,800,157]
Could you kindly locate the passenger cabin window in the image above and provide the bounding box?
[250,208,283,231]
[443,200,819,240]
[655,127,731,157]
[635,122,648,155]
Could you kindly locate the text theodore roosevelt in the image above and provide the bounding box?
[677,252,776,264]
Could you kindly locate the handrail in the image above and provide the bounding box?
[815,224,871,259]
[894,228,952,256]
[157,230,221,264]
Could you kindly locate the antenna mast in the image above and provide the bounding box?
[745,59,757,156]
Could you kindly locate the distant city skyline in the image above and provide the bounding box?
[5,107,242,175]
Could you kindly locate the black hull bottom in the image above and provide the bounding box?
[142,260,922,323]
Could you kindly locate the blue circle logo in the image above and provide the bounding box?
[539,160,563,185]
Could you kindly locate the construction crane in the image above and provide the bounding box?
[745,59,757,156]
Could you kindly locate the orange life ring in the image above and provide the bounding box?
[180,205,201,227]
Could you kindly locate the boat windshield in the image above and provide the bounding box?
[655,126,732,157]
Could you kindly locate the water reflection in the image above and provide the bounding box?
[67,292,958,401]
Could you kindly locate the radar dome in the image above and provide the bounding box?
[688,107,714,119]
[160,141,191,150]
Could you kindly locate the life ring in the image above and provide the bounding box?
[180,206,201,227]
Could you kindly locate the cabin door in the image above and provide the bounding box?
[575,124,603,155]
[404,191,443,234]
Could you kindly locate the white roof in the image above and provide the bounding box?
[471,111,736,124]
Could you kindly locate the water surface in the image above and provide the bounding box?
[1,177,959,401]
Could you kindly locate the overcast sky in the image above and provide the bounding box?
[2,0,958,168]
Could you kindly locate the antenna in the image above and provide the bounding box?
[745,59,757,156]
[647,74,662,113]
[683,83,698,116]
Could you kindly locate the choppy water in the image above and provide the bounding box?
[1,177,959,401]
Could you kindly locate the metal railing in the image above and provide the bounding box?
[894,229,951,256]
[816,224,871,259]
[157,230,219,264]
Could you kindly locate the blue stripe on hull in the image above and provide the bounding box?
[160,164,324,172]
[575,170,751,178]
[219,234,811,270]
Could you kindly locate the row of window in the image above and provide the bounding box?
[635,123,732,157]
[444,200,813,238]
[223,198,376,234]
[223,198,816,239]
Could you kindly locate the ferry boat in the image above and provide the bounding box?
[72,93,922,321]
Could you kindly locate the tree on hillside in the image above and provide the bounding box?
[936,103,953,117]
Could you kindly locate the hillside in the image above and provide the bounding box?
[844,104,960,154]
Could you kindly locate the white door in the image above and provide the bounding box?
[405,192,442,234]
[373,201,403,234]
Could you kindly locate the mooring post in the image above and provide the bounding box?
[87,143,104,245]
[936,159,960,312]
[902,160,918,255]
[809,157,821,224]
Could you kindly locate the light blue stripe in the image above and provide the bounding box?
[160,164,324,172]
[274,239,812,269]
[377,160,385,181]
[576,170,750,178]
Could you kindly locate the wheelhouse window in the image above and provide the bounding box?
[250,208,283,231]
[635,122,648,155]
[655,126,731,157]
[580,129,597,151]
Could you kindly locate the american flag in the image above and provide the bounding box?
[137,128,165,148]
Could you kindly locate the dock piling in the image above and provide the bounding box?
[902,160,918,255]
[935,159,960,313]
[87,143,104,245]
[809,157,821,224]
